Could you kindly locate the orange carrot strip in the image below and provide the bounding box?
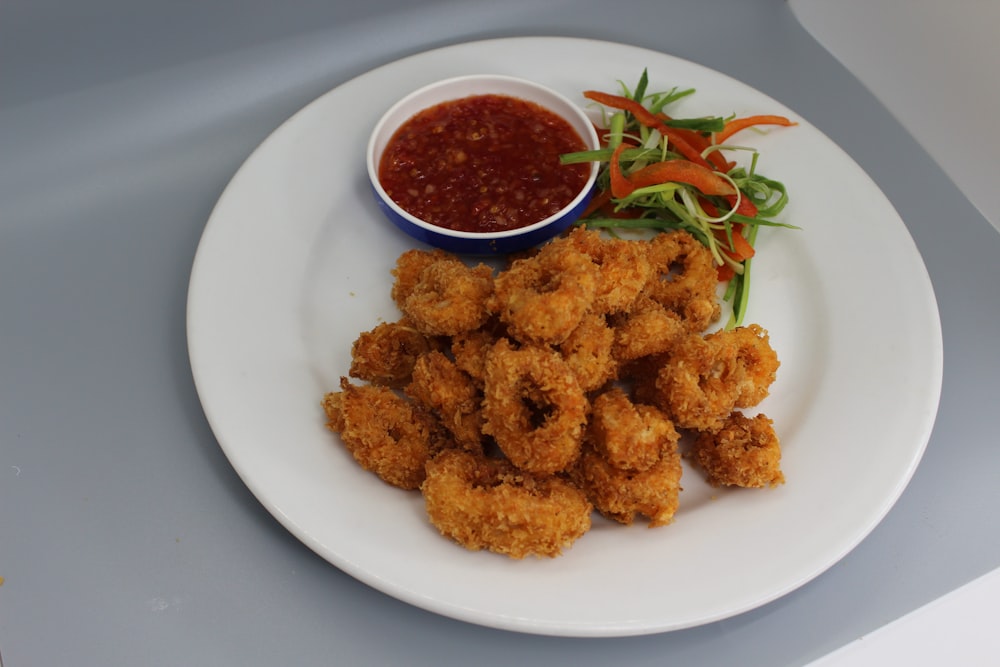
[726,193,759,217]
[699,197,722,217]
[715,115,796,144]
[583,90,714,169]
[725,227,756,260]
[627,159,736,196]
[661,121,733,172]
[712,221,755,260]
[717,263,736,282]
[609,143,635,199]
[610,142,635,199]
[583,90,661,127]
[657,127,714,169]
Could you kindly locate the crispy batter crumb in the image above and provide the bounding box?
[692,412,784,488]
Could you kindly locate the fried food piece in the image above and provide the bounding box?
[576,436,683,528]
[322,378,444,490]
[691,412,784,488]
[348,319,434,388]
[406,350,484,452]
[558,312,618,393]
[487,236,598,345]
[708,324,780,408]
[654,333,745,432]
[400,259,494,336]
[642,230,720,330]
[564,226,652,315]
[681,297,722,333]
[611,294,687,363]
[578,388,682,527]
[450,320,505,386]
[590,387,680,472]
[481,339,588,474]
[321,390,347,433]
[422,449,592,558]
[620,353,670,407]
[390,248,458,309]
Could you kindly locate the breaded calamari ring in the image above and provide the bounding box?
[707,324,780,408]
[449,319,506,386]
[619,353,670,407]
[692,412,784,488]
[575,437,683,528]
[487,237,598,345]
[481,339,588,474]
[349,319,434,388]
[390,248,458,309]
[610,294,687,363]
[401,259,495,336]
[323,378,444,490]
[654,333,745,432]
[564,226,652,315]
[405,350,484,452]
[590,387,679,472]
[558,312,618,393]
[642,230,720,330]
[681,297,722,333]
[422,449,592,558]
[321,390,346,433]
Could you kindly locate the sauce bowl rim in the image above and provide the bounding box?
[365,73,601,242]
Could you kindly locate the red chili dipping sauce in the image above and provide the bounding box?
[378,94,590,233]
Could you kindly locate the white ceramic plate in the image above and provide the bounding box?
[187,37,942,637]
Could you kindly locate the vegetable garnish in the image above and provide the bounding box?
[561,70,798,329]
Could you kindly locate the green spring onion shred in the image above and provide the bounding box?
[563,70,798,329]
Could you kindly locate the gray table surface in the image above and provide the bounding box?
[2,1,998,664]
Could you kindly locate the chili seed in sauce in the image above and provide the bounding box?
[378,94,590,233]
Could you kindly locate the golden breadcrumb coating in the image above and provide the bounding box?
[654,333,745,432]
[641,230,720,330]
[564,226,652,315]
[349,319,434,388]
[692,412,784,488]
[575,437,683,528]
[422,449,592,558]
[323,378,445,490]
[481,339,588,475]
[390,248,456,309]
[590,387,680,472]
[401,259,494,336]
[405,350,484,452]
[558,312,619,393]
[707,324,780,409]
[611,294,687,363]
[487,236,599,345]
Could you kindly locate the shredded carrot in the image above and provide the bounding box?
[726,193,758,217]
[564,71,797,328]
[715,115,797,144]
[583,90,661,127]
[584,90,714,169]
[628,160,736,196]
[609,143,634,198]
[716,263,736,282]
[658,127,714,169]
[659,117,734,172]
[731,229,755,259]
